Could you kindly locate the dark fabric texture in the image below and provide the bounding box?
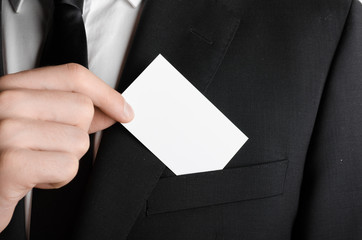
[1,0,362,239]
[55,0,84,11]
[292,0,362,239]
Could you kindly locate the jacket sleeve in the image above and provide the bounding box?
[292,0,362,239]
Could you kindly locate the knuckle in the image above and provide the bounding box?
[65,63,86,75]
[55,154,79,186]
[65,63,87,89]
[74,130,90,157]
[63,155,79,181]
[76,94,94,120]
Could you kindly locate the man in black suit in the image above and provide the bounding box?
[0,0,362,239]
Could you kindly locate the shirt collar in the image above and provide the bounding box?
[127,0,142,8]
[9,0,23,13]
[9,0,142,13]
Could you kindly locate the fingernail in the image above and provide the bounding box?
[123,101,134,121]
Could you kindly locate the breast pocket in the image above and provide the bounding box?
[146,159,288,215]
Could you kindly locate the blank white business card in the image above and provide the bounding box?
[122,55,248,175]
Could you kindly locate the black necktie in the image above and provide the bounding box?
[40,0,88,67]
[31,1,94,239]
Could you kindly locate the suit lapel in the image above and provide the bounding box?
[118,0,240,94]
[72,0,240,239]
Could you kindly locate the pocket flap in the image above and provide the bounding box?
[147,159,288,215]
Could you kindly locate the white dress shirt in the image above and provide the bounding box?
[1,0,143,238]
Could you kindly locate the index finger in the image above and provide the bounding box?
[0,64,134,123]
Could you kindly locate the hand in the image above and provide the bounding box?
[0,64,134,232]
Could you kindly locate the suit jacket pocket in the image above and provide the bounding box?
[146,159,288,215]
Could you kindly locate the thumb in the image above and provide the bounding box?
[88,107,122,133]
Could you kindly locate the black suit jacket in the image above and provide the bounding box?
[1,0,362,239]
